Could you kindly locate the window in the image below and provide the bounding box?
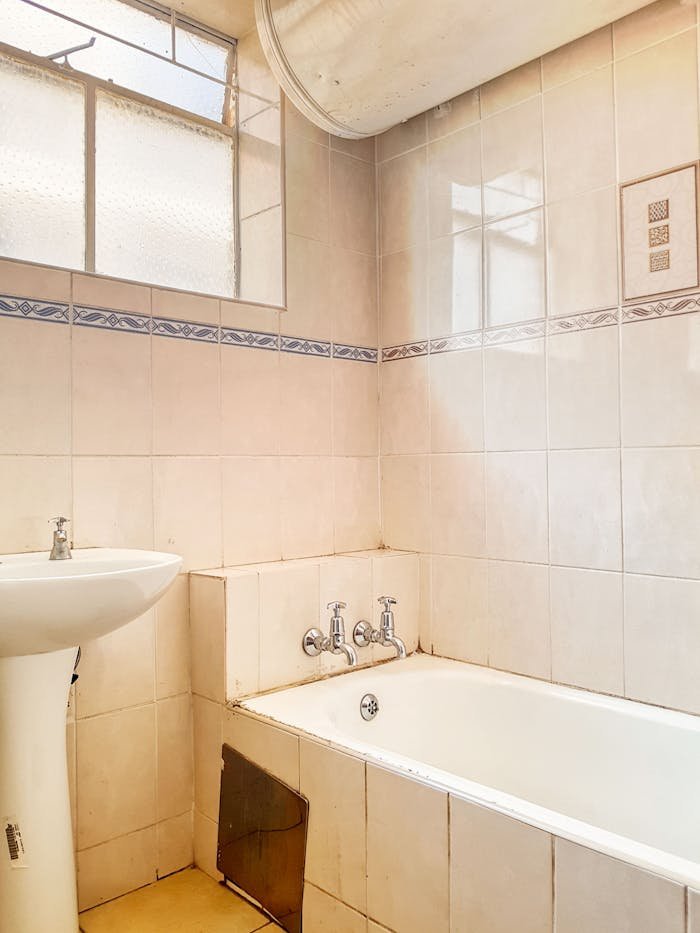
[0,0,238,296]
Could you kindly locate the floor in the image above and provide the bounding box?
[80,868,277,932]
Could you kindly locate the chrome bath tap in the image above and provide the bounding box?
[353,596,407,658]
[303,601,358,666]
[49,516,72,561]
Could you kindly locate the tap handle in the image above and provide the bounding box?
[326,600,347,616]
[49,516,70,532]
[377,595,397,609]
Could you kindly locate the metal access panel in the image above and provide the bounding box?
[217,743,308,933]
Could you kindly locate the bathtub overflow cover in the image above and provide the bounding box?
[360,693,379,721]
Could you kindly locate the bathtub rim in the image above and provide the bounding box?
[238,654,700,889]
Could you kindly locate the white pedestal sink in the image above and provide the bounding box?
[0,548,182,933]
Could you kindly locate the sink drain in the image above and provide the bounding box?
[360,693,379,721]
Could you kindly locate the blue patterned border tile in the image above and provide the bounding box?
[152,316,219,343]
[221,326,279,350]
[483,320,546,346]
[429,331,482,354]
[332,343,378,363]
[74,305,151,334]
[0,294,69,325]
[280,335,332,357]
[622,292,700,324]
[381,341,429,361]
[548,308,619,335]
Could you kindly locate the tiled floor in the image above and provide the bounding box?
[80,868,276,932]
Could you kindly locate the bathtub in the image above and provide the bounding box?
[242,653,700,888]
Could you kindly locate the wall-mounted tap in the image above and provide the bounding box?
[49,516,72,561]
[303,601,358,666]
[354,596,407,659]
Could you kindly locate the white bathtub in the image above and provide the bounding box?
[242,654,700,887]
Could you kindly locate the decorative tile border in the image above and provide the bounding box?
[74,305,150,335]
[622,293,700,323]
[0,294,69,325]
[280,336,332,357]
[221,326,279,350]
[152,316,219,343]
[483,320,546,346]
[548,308,619,335]
[429,331,482,354]
[382,341,429,361]
[332,343,378,363]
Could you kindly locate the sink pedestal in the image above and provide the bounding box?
[0,648,79,933]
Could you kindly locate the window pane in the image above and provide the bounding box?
[95,91,234,296]
[36,0,172,56]
[0,53,85,268]
[175,25,230,81]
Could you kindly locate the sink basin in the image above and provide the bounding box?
[0,548,182,657]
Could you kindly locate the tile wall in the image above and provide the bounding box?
[378,0,700,716]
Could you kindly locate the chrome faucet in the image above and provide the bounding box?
[303,601,358,666]
[354,596,407,659]
[49,516,72,561]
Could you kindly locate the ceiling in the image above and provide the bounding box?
[171,0,256,38]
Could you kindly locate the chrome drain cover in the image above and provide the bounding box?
[360,693,379,721]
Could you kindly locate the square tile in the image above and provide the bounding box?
[380,357,429,454]
[485,209,546,326]
[428,227,482,337]
[429,347,484,453]
[428,123,482,238]
[430,555,488,663]
[484,338,546,450]
[430,453,486,557]
[486,451,548,563]
[381,455,430,552]
[482,97,543,221]
[379,147,428,255]
[488,560,550,678]
[222,457,281,565]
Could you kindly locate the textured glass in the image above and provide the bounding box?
[37,0,172,55]
[175,25,230,81]
[0,0,228,120]
[0,54,85,268]
[95,92,234,295]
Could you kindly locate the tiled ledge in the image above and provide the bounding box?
[0,292,378,363]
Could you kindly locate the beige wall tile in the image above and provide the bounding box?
[615,30,699,181]
[286,135,329,242]
[0,455,71,553]
[76,611,155,718]
[381,246,428,346]
[222,709,300,789]
[622,447,700,578]
[430,348,484,453]
[428,123,482,239]
[153,457,222,572]
[481,59,542,115]
[485,209,546,326]
[451,798,552,933]
[482,97,543,221]
[548,325,620,449]
[333,456,381,553]
[549,449,622,571]
[431,555,488,663]
[156,694,193,821]
[330,151,376,255]
[280,457,334,559]
[430,453,486,557]
[193,811,221,881]
[486,451,548,563]
[152,288,219,325]
[0,317,71,455]
[427,88,480,140]
[381,455,430,552]
[73,456,153,549]
[378,113,427,161]
[488,560,550,678]
[367,766,448,932]
[220,346,280,457]
[225,570,260,698]
[77,826,157,911]
[279,353,332,455]
[157,812,193,879]
[220,298,279,335]
[285,235,332,340]
[333,360,379,457]
[72,327,151,456]
[330,246,378,347]
[189,574,226,704]
[302,883,366,933]
[547,187,618,317]
[621,313,700,447]
[380,356,429,454]
[544,68,616,202]
[625,574,700,713]
[428,227,482,337]
[484,338,546,451]
[542,26,612,88]
[155,574,190,700]
[554,838,685,933]
[192,695,222,822]
[259,561,320,689]
[77,705,157,849]
[0,257,71,300]
[152,338,220,456]
[379,147,428,255]
[285,97,329,146]
[300,740,366,911]
[222,456,282,565]
[73,274,151,315]
[239,206,284,307]
[613,0,697,59]
[331,133,375,162]
[550,567,623,693]
[689,888,700,933]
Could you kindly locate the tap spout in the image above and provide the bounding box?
[383,635,406,659]
[333,642,358,666]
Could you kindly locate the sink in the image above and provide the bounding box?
[0,547,182,933]
[0,548,183,657]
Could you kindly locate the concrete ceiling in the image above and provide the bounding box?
[171,0,256,38]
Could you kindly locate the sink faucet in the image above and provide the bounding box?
[353,596,407,659]
[49,517,72,561]
[302,601,358,666]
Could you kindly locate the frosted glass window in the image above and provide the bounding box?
[95,92,234,295]
[0,54,85,268]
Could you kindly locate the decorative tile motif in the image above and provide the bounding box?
[73,305,150,335]
[648,224,669,248]
[622,291,700,323]
[429,331,482,354]
[382,341,429,361]
[332,343,378,363]
[221,326,279,350]
[483,320,546,345]
[280,335,331,357]
[548,309,619,334]
[0,294,69,325]
[648,198,669,223]
[649,249,671,273]
[152,316,219,342]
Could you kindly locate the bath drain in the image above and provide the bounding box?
[360,693,379,721]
